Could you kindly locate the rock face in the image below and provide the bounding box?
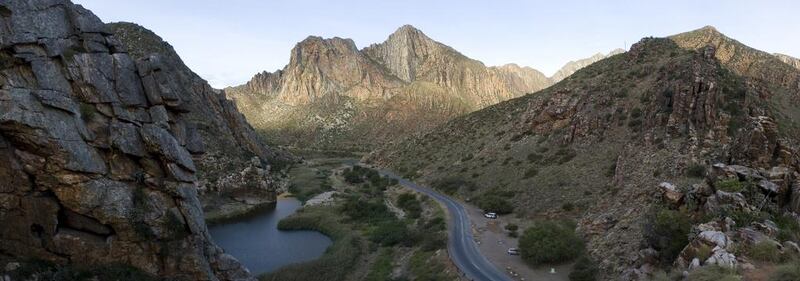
[550,49,625,83]
[367,26,800,279]
[107,22,293,199]
[0,1,254,280]
[226,25,553,150]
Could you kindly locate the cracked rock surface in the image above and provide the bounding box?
[0,1,256,280]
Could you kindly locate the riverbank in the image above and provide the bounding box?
[260,162,461,281]
[203,193,277,225]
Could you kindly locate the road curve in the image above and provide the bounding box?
[376,168,513,281]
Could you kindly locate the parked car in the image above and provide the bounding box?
[484,212,497,219]
[507,248,520,255]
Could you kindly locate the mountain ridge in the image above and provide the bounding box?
[226,25,555,150]
[366,26,800,279]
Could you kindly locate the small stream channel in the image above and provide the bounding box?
[208,197,332,275]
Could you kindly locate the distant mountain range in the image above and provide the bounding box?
[225,25,622,150]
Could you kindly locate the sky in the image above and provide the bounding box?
[74,0,800,89]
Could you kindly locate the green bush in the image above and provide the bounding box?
[476,195,514,214]
[643,207,691,265]
[715,178,744,193]
[769,261,800,281]
[773,214,800,242]
[396,193,422,219]
[687,163,706,178]
[519,220,583,265]
[365,248,394,281]
[748,241,781,262]
[369,221,410,246]
[341,196,394,224]
[686,265,741,281]
[569,255,598,281]
[504,223,519,232]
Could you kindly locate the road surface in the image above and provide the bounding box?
[376,168,513,281]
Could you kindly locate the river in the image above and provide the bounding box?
[208,197,332,275]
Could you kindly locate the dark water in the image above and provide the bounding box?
[208,198,332,275]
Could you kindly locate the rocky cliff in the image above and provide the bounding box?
[0,1,254,280]
[106,22,294,215]
[367,26,800,279]
[226,25,552,150]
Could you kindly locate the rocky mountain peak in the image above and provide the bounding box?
[290,36,360,67]
[362,24,462,82]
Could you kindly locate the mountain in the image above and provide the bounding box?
[226,25,551,150]
[550,48,625,82]
[366,26,800,278]
[0,1,256,280]
[775,53,800,70]
[107,22,294,213]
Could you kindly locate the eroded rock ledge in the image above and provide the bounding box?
[0,1,254,280]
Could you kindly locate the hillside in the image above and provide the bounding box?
[366,26,800,279]
[226,25,552,151]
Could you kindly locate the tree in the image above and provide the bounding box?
[518,220,583,265]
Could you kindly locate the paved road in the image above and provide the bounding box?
[376,168,513,281]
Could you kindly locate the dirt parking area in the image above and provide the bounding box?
[464,203,573,281]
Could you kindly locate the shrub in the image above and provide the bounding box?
[341,197,394,224]
[686,265,741,281]
[79,103,96,122]
[715,178,744,193]
[369,221,410,246]
[748,241,781,262]
[396,193,422,219]
[476,195,514,214]
[519,220,583,265]
[630,107,643,119]
[569,255,598,281]
[523,167,538,179]
[687,163,706,178]
[527,153,543,163]
[774,214,800,242]
[769,261,800,281]
[504,223,519,232]
[562,202,575,211]
[643,207,691,265]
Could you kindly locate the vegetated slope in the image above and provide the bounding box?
[550,48,625,83]
[226,25,551,151]
[0,1,253,280]
[367,26,800,278]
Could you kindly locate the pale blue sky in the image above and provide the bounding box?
[74,0,800,88]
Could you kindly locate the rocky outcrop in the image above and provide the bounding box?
[0,1,253,280]
[107,22,293,199]
[226,25,552,150]
[550,49,625,82]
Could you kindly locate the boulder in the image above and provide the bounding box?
[704,246,737,269]
[658,182,684,206]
